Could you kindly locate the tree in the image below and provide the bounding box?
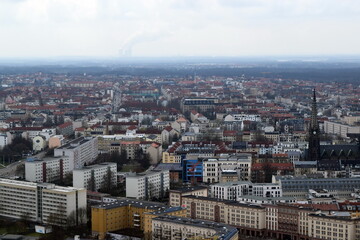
[67,207,87,227]
[87,170,96,192]
[15,164,25,178]
[46,204,67,226]
[141,117,152,126]
[137,149,151,170]
[45,148,55,157]
[61,172,73,186]
[100,167,114,194]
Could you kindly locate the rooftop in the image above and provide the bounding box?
[94,198,183,214]
[170,186,208,193]
[56,136,94,150]
[153,215,238,239]
[73,162,116,171]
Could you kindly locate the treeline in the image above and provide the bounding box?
[0,136,32,163]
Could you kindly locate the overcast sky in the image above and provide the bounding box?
[1,0,360,58]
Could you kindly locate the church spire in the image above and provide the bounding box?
[308,88,320,161]
[310,88,318,130]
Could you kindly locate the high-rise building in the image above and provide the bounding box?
[73,162,117,191]
[54,136,98,169]
[126,170,170,200]
[0,178,86,226]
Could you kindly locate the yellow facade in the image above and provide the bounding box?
[92,202,186,240]
[162,152,181,163]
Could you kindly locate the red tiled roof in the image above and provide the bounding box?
[58,122,72,129]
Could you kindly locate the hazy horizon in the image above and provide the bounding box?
[1,0,360,58]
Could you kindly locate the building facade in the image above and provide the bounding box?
[54,136,98,169]
[25,156,71,183]
[126,170,170,200]
[0,178,86,226]
[152,215,238,240]
[73,162,117,191]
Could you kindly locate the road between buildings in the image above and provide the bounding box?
[0,151,46,178]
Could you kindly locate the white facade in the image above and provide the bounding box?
[0,178,86,226]
[210,181,282,201]
[25,156,71,183]
[73,162,117,191]
[224,114,261,122]
[210,181,251,201]
[54,136,98,169]
[0,133,11,149]
[203,153,252,183]
[252,183,282,198]
[126,170,170,200]
[324,121,360,138]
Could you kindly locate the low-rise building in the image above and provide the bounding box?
[32,135,47,152]
[276,176,360,199]
[48,135,65,149]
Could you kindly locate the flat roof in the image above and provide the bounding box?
[170,186,208,193]
[211,181,252,187]
[153,215,238,239]
[183,195,265,209]
[56,136,94,150]
[73,162,117,171]
[94,199,183,214]
[0,178,84,193]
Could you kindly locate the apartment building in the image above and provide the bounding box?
[126,170,170,200]
[181,195,266,237]
[91,199,186,240]
[152,215,238,240]
[169,186,208,207]
[180,97,218,113]
[203,153,252,183]
[324,120,360,138]
[210,181,251,201]
[210,181,282,201]
[25,156,71,183]
[308,214,360,240]
[54,136,98,169]
[162,152,182,163]
[73,162,117,191]
[0,178,86,226]
[264,203,316,240]
[252,183,282,198]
